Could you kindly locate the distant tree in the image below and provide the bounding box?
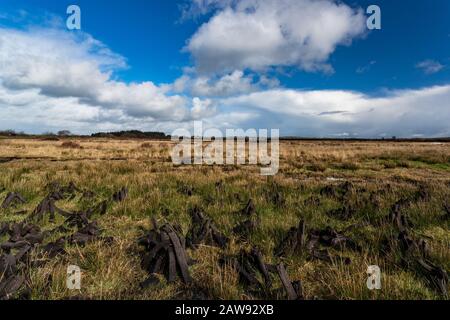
[0,130,28,136]
[58,130,72,136]
[42,131,56,136]
[0,129,17,136]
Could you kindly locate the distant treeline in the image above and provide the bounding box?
[0,130,27,137]
[0,129,170,140]
[1,129,449,142]
[91,130,170,139]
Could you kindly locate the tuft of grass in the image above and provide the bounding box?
[61,141,83,149]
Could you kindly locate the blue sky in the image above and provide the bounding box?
[0,0,449,137]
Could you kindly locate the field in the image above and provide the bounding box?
[0,137,449,300]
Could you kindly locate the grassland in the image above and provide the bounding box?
[0,137,449,300]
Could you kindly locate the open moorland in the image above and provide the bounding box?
[0,137,449,300]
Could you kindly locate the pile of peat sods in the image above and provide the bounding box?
[2,176,449,300]
[137,180,449,300]
[317,181,449,299]
[385,198,449,298]
[186,207,228,249]
[138,219,193,287]
[219,248,304,300]
[274,219,355,265]
[0,182,124,300]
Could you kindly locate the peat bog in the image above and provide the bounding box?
[0,138,449,300]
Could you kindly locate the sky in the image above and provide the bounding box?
[0,0,449,137]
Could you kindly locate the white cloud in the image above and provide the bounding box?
[186,0,366,74]
[0,27,189,121]
[416,60,445,75]
[173,70,279,97]
[190,70,255,97]
[190,97,217,119]
[0,85,103,133]
[0,21,449,138]
[219,85,450,137]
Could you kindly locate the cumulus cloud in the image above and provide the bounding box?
[219,85,450,137]
[173,70,279,97]
[0,27,189,122]
[190,97,217,119]
[185,0,366,74]
[416,60,445,75]
[0,14,449,138]
[0,85,103,133]
[0,81,203,134]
